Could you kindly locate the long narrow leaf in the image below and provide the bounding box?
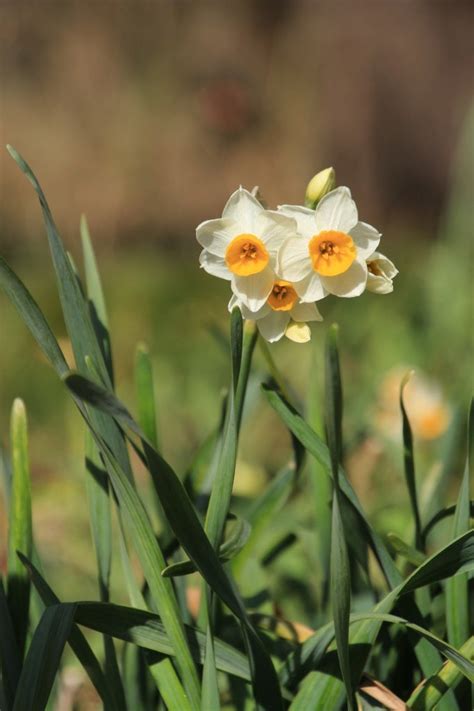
[64,372,283,710]
[280,529,474,688]
[0,257,68,376]
[87,426,202,707]
[445,401,472,647]
[0,578,21,710]
[6,146,133,484]
[408,636,474,710]
[134,342,159,449]
[325,325,354,710]
[149,657,194,711]
[12,604,76,711]
[73,601,251,681]
[205,308,241,549]
[81,215,114,382]
[400,372,423,550]
[19,554,122,711]
[7,399,32,660]
[262,383,402,590]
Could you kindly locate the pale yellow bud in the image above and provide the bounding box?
[285,321,311,343]
[304,167,336,209]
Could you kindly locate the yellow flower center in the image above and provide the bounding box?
[267,280,298,311]
[225,234,269,276]
[308,230,356,276]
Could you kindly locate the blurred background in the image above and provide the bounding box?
[0,0,472,685]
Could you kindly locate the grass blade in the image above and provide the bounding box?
[325,325,354,710]
[262,383,402,589]
[73,601,251,681]
[85,431,112,601]
[307,340,332,608]
[0,257,68,376]
[81,214,114,382]
[446,400,472,647]
[7,399,32,660]
[149,657,194,711]
[6,146,106,381]
[400,372,423,550]
[280,529,474,689]
[205,308,241,549]
[163,515,251,577]
[387,533,426,567]
[19,554,122,710]
[134,343,159,449]
[64,372,283,709]
[0,577,21,710]
[92,430,202,707]
[408,636,474,710]
[6,146,133,483]
[134,342,173,542]
[12,604,76,711]
[422,501,474,543]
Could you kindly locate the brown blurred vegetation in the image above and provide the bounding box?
[0,0,472,251]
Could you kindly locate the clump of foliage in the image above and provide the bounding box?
[0,147,472,711]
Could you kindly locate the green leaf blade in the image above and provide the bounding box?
[12,604,76,711]
[7,399,32,660]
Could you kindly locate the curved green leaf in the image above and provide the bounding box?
[12,604,76,711]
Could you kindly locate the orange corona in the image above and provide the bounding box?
[308,230,356,276]
[267,280,298,311]
[225,234,269,276]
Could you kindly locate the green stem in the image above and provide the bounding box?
[258,336,291,402]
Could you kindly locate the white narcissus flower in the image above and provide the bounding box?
[196,187,297,311]
[229,279,322,343]
[366,252,398,294]
[277,187,381,301]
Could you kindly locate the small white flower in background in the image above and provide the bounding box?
[229,279,322,343]
[196,187,297,311]
[366,252,398,294]
[373,367,451,442]
[277,187,381,302]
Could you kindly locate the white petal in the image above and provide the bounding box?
[231,266,274,311]
[293,273,328,302]
[285,321,311,343]
[228,293,240,312]
[369,251,398,279]
[367,273,393,294]
[196,218,236,256]
[314,187,358,233]
[256,211,297,252]
[199,250,232,281]
[257,311,290,343]
[278,237,312,281]
[277,204,317,238]
[320,259,367,297]
[350,221,381,260]
[222,187,263,233]
[291,301,323,322]
[228,293,271,318]
[243,301,271,320]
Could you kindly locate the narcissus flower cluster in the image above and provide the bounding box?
[196,170,397,343]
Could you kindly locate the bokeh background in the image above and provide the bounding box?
[0,0,472,689]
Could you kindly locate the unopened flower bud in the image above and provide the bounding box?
[304,167,336,209]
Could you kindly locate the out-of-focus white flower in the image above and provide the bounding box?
[374,367,451,441]
[277,187,381,302]
[366,252,398,294]
[196,187,296,311]
[304,167,336,209]
[229,279,322,343]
